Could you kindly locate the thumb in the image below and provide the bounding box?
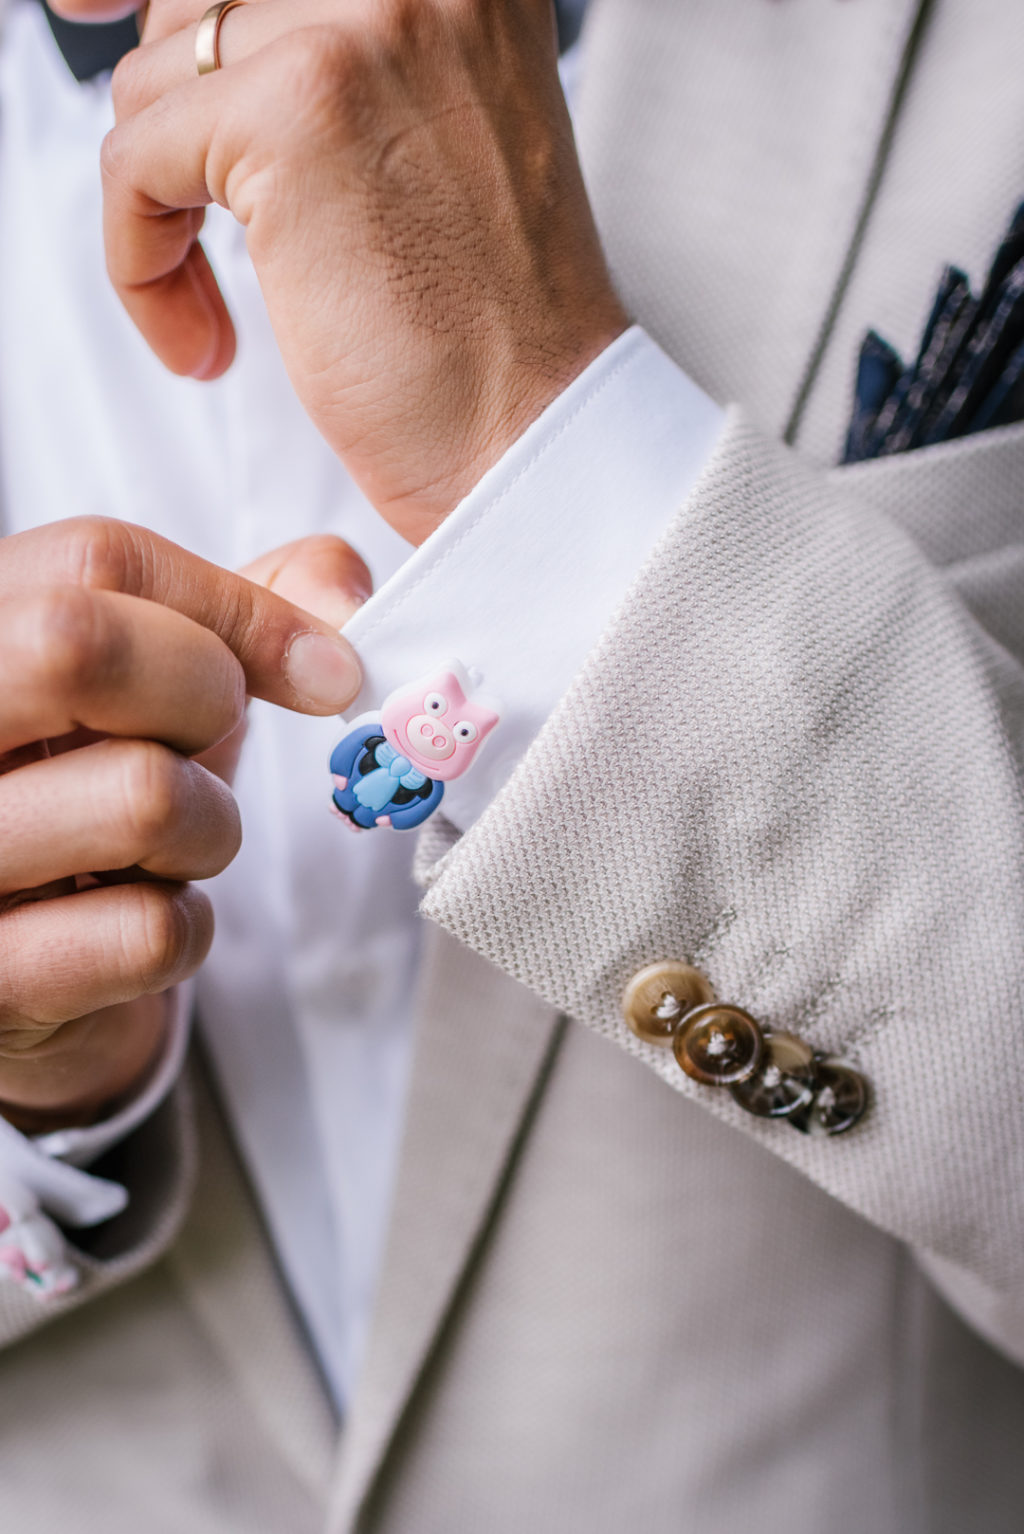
[241,535,373,632]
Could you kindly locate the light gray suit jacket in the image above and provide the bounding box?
[2,1,1023,1530]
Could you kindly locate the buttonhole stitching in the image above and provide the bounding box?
[793,975,845,1038]
[688,906,738,970]
[744,943,793,1002]
[838,1002,898,1060]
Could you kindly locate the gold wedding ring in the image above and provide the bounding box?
[195,0,246,75]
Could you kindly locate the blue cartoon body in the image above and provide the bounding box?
[330,722,445,831]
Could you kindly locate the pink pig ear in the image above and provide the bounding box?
[468,702,500,738]
[430,660,473,709]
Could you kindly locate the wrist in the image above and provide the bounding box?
[0,992,170,1134]
[373,308,631,546]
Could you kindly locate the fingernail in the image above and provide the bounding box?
[285,631,362,709]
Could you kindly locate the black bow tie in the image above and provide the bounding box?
[39,0,139,83]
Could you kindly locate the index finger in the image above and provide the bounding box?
[0,518,363,714]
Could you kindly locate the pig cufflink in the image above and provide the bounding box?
[329,661,500,832]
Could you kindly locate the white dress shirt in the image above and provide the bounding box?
[0,0,722,1405]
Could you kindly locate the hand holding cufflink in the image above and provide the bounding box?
[0,520,364,1136]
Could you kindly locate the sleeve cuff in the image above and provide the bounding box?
[339,326,724,832]
[0,985,191,1230]
[33,984,191,1169]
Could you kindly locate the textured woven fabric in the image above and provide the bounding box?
[576,0,924,441]
[423,408,1024,1342]
[0,1067,336,1533]
[0,1076,196,1351]
[4,2,1024,1530]
[353,937,1024,1534]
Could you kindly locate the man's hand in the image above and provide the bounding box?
[0,518,366,1132]
[94,0,627,545]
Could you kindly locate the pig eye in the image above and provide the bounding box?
[453,720,478,743]
[423,692,448,716]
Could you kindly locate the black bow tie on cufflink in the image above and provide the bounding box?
[844,202,1024,462]
[39,0,139,83]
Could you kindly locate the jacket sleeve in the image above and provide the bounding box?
[0,1077,196,1352]
[417,408,1024,1366]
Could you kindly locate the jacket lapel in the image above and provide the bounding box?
[328,926,563,1531]
[331,3,930,1523]
[169,1064,339,1503]
[576,0,929,442]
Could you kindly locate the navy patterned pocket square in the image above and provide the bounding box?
[844,202,1024,463]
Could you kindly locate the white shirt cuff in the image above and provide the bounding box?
[0,986,191,1230]
[340,326,724,832]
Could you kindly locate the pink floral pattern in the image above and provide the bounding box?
[0,1188,78,1299]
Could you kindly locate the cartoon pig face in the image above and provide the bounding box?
[381,666,499,781]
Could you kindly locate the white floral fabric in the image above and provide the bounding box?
[0,1171,77,1299]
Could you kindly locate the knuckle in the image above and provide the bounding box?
[128,884,203,990]
[119,741,188,856]
[100,124,130,188]
[368,0,449,63]
[374,0,418,38]
[236,28,367,178]
[293,27,356,95]
[57,515,141,595]
[24,585,120,698]
[109,50,143,119]
[203,773,243,871]
[272,27,362,124]
[147,0,198,42]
